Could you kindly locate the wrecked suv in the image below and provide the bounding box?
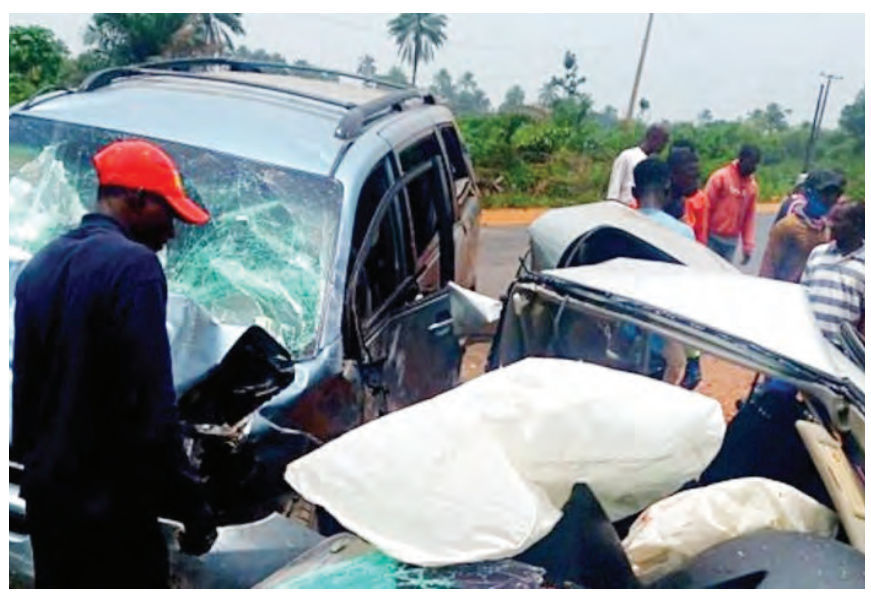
[8,59,480,530]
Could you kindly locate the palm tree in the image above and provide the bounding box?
[458,72,477,94]
[166,13,245,57]
[500,85,526,113]
[387,13,447,87]
[84,13,189,65]
[430,68,455,102]
[190,13,245,55]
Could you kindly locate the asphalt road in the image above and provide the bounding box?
[475,212,776,300]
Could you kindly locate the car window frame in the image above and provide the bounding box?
[347,159,448,348]
[394,133,456,289]
[436,123,474,213]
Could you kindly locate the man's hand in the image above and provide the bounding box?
[178,509,218,556]
[741,250,752,266]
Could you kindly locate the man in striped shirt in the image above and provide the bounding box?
[800,201,865,347]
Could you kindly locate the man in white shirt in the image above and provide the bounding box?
[606,124,670,205]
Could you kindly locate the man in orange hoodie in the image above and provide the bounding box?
[704,145,761,264]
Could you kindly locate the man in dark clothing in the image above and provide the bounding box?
[12,139,217,588]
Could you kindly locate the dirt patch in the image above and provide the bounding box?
[696,356,756,422]
[481,208,550,227]
[460,341,491,383]
[461,344,754,424]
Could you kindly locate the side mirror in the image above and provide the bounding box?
[177,326,295,426]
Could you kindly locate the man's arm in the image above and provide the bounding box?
[704,172,722,226]
[759,222,796,280]
[606,153,625,202]
[697,194,710,244]
[740,188,758,264]
[116,258,216,552]
[661,338,687,386]
[10,284,35,463]
[758,223,782,279]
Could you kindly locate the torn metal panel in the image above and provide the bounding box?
[491,284,614,369]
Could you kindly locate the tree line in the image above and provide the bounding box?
[9,13,865,205]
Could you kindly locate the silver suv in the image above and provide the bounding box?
[9,59,482,548]
[9,58,481,438]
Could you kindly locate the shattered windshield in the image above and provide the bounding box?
[9,115,343,358]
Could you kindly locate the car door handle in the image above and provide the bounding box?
[427,318,454,337]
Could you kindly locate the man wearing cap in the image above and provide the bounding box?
[772,169,846,224]
[12,139,216,587]
[759,169,845,283]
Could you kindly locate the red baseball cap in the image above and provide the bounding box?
[93,139,210,225]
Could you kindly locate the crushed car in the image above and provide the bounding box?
[8,106,865,591]
[274,204,864,587]
[272,260,864,588]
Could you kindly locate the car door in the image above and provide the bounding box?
[347,153,461,415]
[437,123,481,291]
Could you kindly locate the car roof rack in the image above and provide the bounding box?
[138,57,409,91]
[18,86,76,111]
[79,65,355,110]
[336,91,437,140]
[75,59,438,140]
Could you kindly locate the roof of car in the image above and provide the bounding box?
[204,71,389,106]
[528,202,737,273]
[11,61,442,178]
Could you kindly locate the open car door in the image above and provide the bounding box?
[345,156,461,415]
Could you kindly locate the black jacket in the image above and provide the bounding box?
[12,214,208,525]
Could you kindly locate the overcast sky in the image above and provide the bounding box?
[8,11,866,128]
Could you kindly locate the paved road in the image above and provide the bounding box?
[475,212,776,300]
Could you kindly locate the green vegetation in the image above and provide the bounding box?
[9,25,70,104]
[459,86,865,208]
[430,69,491,115]
[8,16,864,208]
[9,14,247,105]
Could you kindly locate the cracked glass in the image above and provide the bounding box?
[9,115,343,359]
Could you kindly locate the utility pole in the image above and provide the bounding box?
[626,13,654,123]
[803,72,843,172]
[802,83,825,172]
